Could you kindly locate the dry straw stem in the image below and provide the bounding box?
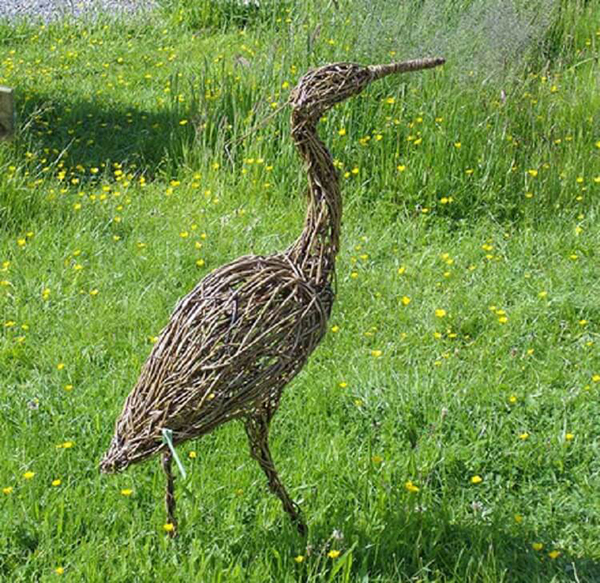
[101,57,444,534]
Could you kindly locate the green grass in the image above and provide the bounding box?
[1,0,599,580]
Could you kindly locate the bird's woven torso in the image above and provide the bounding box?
[110,252,333,467]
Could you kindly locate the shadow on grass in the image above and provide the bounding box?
[0,90,199,233]
[251,501,600,582]
[16,91,196,178]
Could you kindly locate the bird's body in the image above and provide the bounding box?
[101,57,444,536]
[103,251,333,471]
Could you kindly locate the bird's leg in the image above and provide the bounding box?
[161,451,177,537]
[244,415,307,536]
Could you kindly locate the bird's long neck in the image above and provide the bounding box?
[286,112,341,287]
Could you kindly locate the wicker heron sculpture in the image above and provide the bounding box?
[100,57,445,536]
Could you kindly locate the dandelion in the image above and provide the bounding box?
[328,550,341,559]
[23,471,35,480]
[509,395,518,404]
[338,381,348,388]
[52,479,62,487]
[55,567,65,575]
[371,455,383,464]
[338,128,346,136]
[519,432,530,440]
[179,119,188,125]
[64,384,73,391]
[331,325,339,333]
[592,374,600,382]
[565,433,574,441]
[527,169,538,177]
[405,480,419,493]
[386,97,395,105]
[514,514,523,524]
[548,550,561,560]
[2,487,13,494]
[196,259,205,267]
[470,475,483,484]
[163,523,175,533]
[294,555,304,563]
[397,266,406,275]
[56,441,74,449]
[401,296,411,306]
[397,164,406,172]
[121,488,133,496]
[454,142,461,148]
[532,542,544,551]
[57,362,65,370]
[435,309,446,318]
[371,350,382,358]
[188,451,197,459]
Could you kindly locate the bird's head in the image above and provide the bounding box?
[290,57,445,121]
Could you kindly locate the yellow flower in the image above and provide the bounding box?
[548,550,561,560]
[527,169,538,177]
[565,433,574,441]
[56,441,74,449]
[196,259,205,267]
[514,514,523,524]
[2,487,13,494]
[179,119,188,125]
[593,374,600,382]
[532,542,543,551]
[163,523,175,533]
[294,555,304,563]
[405,480,419,493]
[401,296,411,306]
[188,451,197,459]
[338,381,348,388]
[397,164,406,172]
[338,128,346,136]
[57,362,65,370]
[328,550,341,559]
[386,97,395,105]
[52,479,62,487]
[371,350,382,358]
[331,325,339,332]
[397,266,406,275]
[509,395,517,404]
[470,475,482,484]
[64,384,74,391]
[371,455,383,464]
[518,432,529,440]
[23,471,35,480]
[121,488,133,496]
[454,142,461,148]
[435,309,446,318]
[55,567,65,575]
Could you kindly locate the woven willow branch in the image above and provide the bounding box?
[101,57,444,533]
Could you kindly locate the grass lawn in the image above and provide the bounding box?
[1,0,599,580]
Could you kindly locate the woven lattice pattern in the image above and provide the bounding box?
[101,57,444,535]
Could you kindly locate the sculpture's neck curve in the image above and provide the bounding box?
[286,111,341,287]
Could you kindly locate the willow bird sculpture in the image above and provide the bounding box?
[101,56,445,536]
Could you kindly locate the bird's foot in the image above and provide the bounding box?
[295,518,308,537]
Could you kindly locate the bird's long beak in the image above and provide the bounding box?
[368,57,445,81]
